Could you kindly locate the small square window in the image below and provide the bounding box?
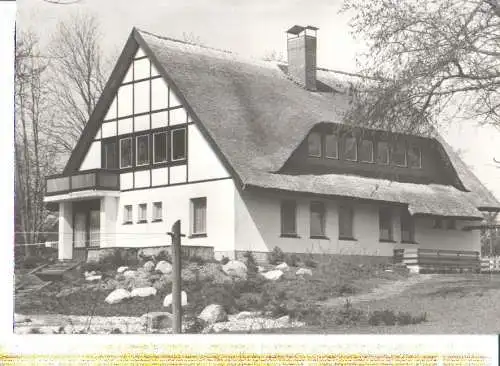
[391,141,407,167]
[325,134,338,159]
[359,139,374,163]
[408,145,422,168]
[123,205,133,224]
[138,203,147,223]
[344,136,357,161]
[171,128,186,161]
[377,141,389,165]
[120,138,132,168]
[152,202,162,221]
[308,132,322,157]
[136,135,150,166]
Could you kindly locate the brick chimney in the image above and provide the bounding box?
[286,25,318,91]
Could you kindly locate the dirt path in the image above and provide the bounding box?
[320,274,435,308]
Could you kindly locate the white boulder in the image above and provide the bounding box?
[198,304,228,324]
[262,270,284,281]
[222,260,247,280]
[14,314,31,324]
[123,270,137,278]
[104,289,131,304]
[155,260,172,274]
[163,291,188,307]
[276,262,289,271]
[295,268,313,276]
[85,275,102,281]
[233,311,261,320]
[117,266,129,274]
[257,266,265,273]
[143,261,155,272]
[130,287,157,298]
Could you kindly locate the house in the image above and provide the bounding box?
[44,25,500,265]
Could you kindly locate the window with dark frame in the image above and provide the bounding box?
[310,201,326,238]
[325,133,338,159]
[103,141,117,169]
[138,203,147,223]
[379,207,393,241]
[446,219,456,230]
[191,197,207,235]
[401,210,415,243]
[120,138,132,168]
[338,205,354,239]
[359,139,374,162]
[152,202,162,221]
[123,205,133,224]
[281,200,297,236]
[153,132,167,164]
[391,141,407,166]
[377,141,389,164]
[344,136,357,161]
[136,135,150,166]
[171,128,187,161]
[408,145,422,168]
[308,132,322,157]
[433,218,443,229]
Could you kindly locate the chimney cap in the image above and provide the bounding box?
[286,25,319,35]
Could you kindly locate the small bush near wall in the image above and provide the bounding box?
[242,251,258,274]
[368,309,427,326]
[267,246,286,265]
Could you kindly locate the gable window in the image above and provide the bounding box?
[359,139,374,163]
[136,135,150,166]
[103,141,117,169]
[391,141,407,167]
[310,201,326,238]
[408,145,422,168]
[377,141,389,165]
[138,203,147,223]
[446,219,456,230]
[344,136,357,161]
[153,132,167,164]
[379,207,393,241]
[433,218,443,229]
[325,133,338,159]
[191,197,207,236]
[120,138,132,168]
[308,132,322,157]
[281,200,297,237]
[123,205,133,224]
[152,202,162,222]
[339,205,354,239]
[171,128,187,161]
[401,210,415,243]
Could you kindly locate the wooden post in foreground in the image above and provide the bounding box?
[168,220,183,333]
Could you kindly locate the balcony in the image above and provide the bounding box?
[46,170,120,196]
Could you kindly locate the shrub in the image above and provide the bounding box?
[285,254,301,267]
[338,283,357,296]
[303,255,318,269]
[22,256,41,269]
[267,246,285,265]
[335,299,364,325]
[396,311,427,325]
[154,250,171,263]
[243,251,258,274]
[368,310,397,326]
[220,256,230,265]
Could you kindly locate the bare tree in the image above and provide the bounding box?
[15,31,60,253]
[48,12,106,153]
[341,0,500,135]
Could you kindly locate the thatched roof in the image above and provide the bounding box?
[63,28,499,219]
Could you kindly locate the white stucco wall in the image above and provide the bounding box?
[234,189,481,257]
[79,141,101,171]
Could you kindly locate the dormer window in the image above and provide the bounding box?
[377,141,389,165]
[391,141,407,167]
[325,133,338,159]
[359,139,374,163]
[344,136,357,161]
[408,145,422,168]
[308,132,322,157]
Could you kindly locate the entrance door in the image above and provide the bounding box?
[89,210,100,248]
[74,212,88,261]
[72,200,100,261]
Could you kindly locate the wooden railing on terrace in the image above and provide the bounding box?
[46,169,120,196]
[394,248,480,273]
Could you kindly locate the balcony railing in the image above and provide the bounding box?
[46,170,120,196]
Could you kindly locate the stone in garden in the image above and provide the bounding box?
[153,274,172,290]
[117,266,129,274]
[276,262,289,271]
[258,266,265,273]
[130,287,157,298]
[84,271,97,277]
[295,268,313,276]
[262,269,283,281]
[14,314,31,324]
[222,260,247,280]
[233,311,261,320]
[123,270,137,278]
[163,291,188,307]
[276,315,290,324]
[140,311,173,330]
[85,275,102,281]
[104,288,131,304]
[143,261,155,272]
[155,260,172,274]
[198,304,228,324]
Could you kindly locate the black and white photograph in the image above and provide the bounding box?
[11,0,500,338]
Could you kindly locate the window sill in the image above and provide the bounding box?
[280,233,300,238]
[339,237,357,241]
[379,239,396,243]
[189,233,207,238]
[310,235,329,240]
[122,221,133,225]
[152,219,163,223]
[401,240,418,244]
[136,220,148,224]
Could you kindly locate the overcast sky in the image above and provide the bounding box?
[17,0,500,200]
